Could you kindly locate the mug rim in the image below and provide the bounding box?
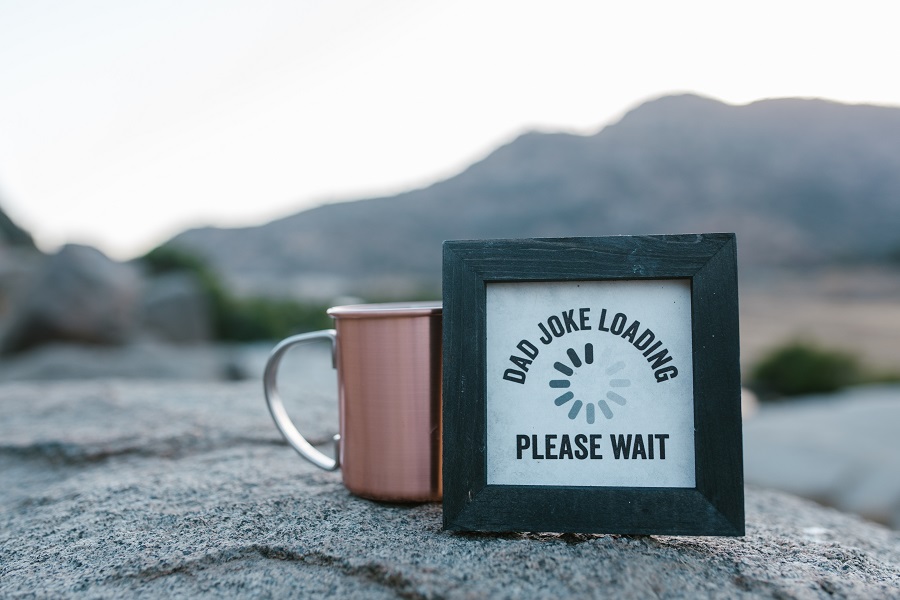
[327,301,442,319]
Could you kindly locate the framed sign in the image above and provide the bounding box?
[442,234,743,535]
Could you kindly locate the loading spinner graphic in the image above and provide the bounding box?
[548,343,631,423]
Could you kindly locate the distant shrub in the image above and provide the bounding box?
[140,245,331,341]
[215,296,332,342]
[141,245,227,301]
[750,340,862,398]
[141,245,214,276]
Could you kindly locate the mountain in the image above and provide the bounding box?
[167,94,900,299]
[0,202,36,250]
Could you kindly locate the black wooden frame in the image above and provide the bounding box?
[442,234,743,535]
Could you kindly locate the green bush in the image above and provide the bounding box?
[215,296,332,342]
[750,340,862,398]
[142,245,227,299]
[140,245,332,341]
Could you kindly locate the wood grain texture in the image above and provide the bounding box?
[442,234,743,535]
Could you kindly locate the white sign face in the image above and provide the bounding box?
[486,279,695,488]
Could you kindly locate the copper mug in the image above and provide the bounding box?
[264,302,442,502]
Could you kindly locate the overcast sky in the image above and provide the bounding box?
[1,0,897,259]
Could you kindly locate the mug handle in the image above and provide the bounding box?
[263,330,340,471]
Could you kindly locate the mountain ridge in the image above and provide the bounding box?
[167,93,900,299]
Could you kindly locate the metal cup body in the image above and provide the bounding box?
[330,303,442,502]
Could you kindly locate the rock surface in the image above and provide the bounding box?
[0,341,248,382]
[0,245,42,322]
[0,244,141,353]
[0,237,218,353]
[743,384,900,529]
[2,379,898,598]
[139,272,212,344]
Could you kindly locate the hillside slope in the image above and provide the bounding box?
[169,94,900,298]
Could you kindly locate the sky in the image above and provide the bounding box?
[1,0,898,259]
